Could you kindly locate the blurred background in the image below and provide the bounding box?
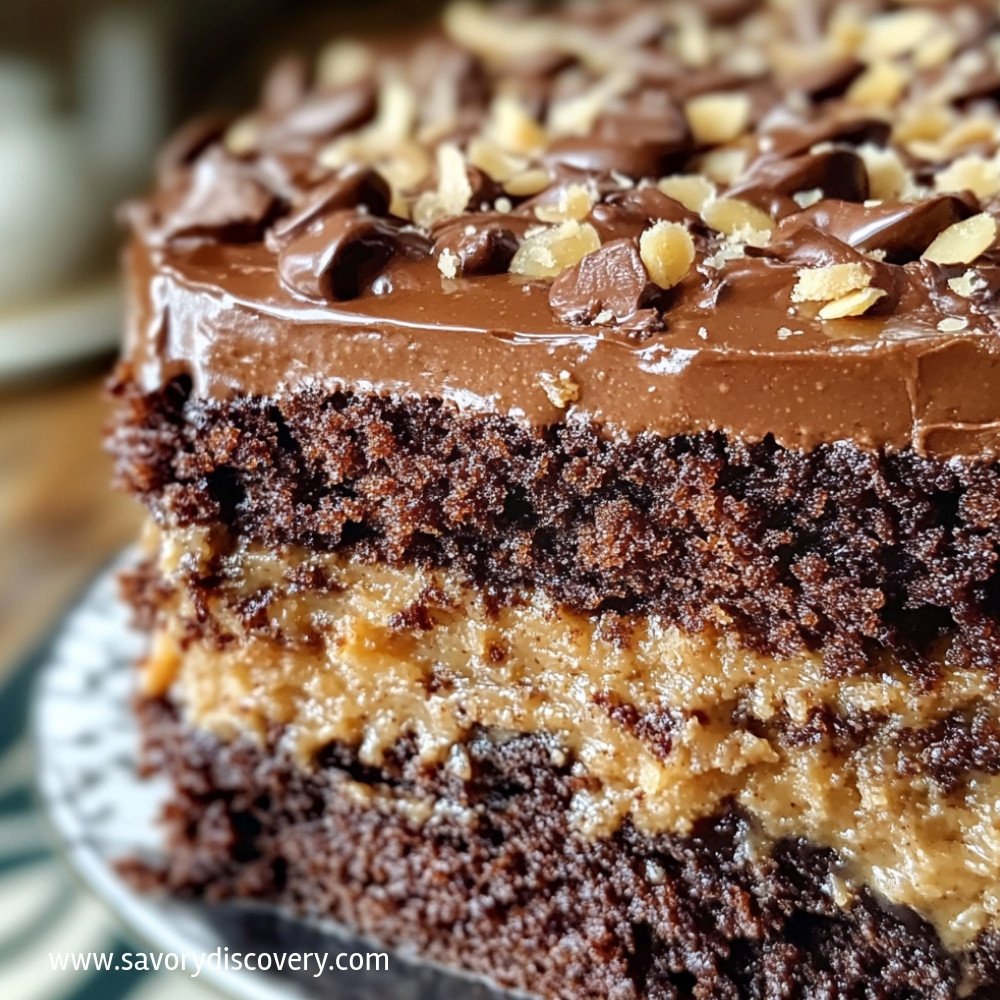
[0,2,442,997]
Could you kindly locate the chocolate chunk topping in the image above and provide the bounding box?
[549,238,660,325]
[153,148,282,244]
[278,212,427,301]
[267,166,391,248]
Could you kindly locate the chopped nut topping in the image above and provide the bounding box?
[702,198,773,244]
[858,144,908,200]
[437,248,460,279]
[548,71,634,137]
[911,118,1000,163]
[317,77,419,192]
[935,154,1000,200]
[674,5,710,68]
[861,10,937,61]
[316,39,374,87]
[913,30,957,70]
[893,104,954,145]
[504,167,553,197]
[846,60,907,110]
[509,220,601,278]
[639,221,696,290]
[695,147,748,186]
[224,116,259,156]
[685,92,752,146]
[487,94,546,155]
[467,137,526,183]
[539,369,579,408]
[413,143,473,229]
[792,264,872,304]
[818,287,887,319]
[922,213,998,265]
[535,183,597,223]
[657,174,716,213]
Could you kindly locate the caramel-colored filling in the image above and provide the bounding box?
[144,527,1000,951]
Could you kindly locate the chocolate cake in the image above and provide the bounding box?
[109,1,1000,996]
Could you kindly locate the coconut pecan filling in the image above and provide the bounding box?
[139,525,1000,952]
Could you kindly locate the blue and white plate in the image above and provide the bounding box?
[25,556,514,1000]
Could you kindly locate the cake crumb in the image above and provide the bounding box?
[539,370,580,409]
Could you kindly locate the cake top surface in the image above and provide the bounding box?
[125,0,1000,456]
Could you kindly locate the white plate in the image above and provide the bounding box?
[33,555,515,1000]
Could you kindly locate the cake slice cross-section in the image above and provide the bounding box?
[110,2,1000,997]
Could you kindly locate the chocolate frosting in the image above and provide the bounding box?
[123,0,1000,459]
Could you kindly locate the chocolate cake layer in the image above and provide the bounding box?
[137,698,1000,1000]
[121,0,1000,457]
[111,380,1000,674]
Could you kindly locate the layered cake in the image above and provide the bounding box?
[110,1,1000,996]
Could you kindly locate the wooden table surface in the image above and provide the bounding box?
[0,364,141,679]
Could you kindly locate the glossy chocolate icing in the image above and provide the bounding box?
[123,0,1000,457]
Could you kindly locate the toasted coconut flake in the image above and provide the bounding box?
[548,71,634,137]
